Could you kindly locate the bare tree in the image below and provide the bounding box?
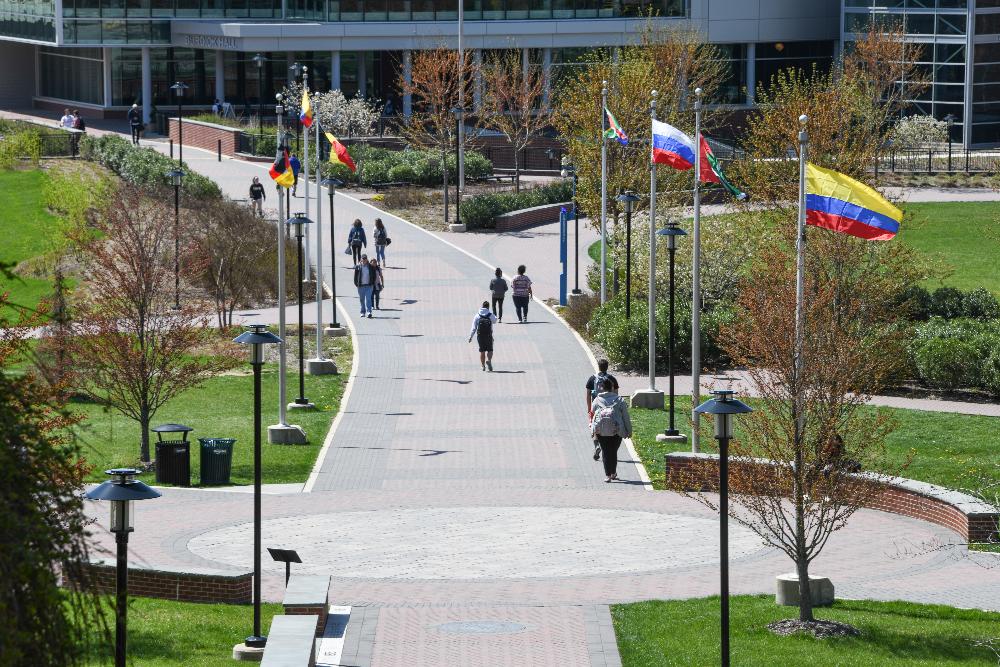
[398,46,475,153]
[70,187,238,464]
[480,50,550,192]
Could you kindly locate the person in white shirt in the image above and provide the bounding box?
[59,108,75,129]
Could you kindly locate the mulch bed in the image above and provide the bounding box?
[767,619,861,639]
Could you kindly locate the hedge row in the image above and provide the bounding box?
[901,285,1000,321]
[320,145,492,187]
[79,134,221,199]
[908,317,1000,394]
[458,181,573,230]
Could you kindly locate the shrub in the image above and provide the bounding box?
[459,180,573,230]
[912,337,980,390]
[929,286,965,319]
[897,285,932,321]
[0,128,41,169]
[387,163,416,183]
[982,349,1000,396]
[962,287,1000,320]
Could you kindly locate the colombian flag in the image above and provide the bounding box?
[269,146,295,188]
[805,163,901,240]
[300,89,313,128]
[324,131,356,173]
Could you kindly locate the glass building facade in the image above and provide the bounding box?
[0,0,55,41]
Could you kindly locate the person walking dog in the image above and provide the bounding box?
[354,254,375,318]
[468,301,498,371]
[590,377,632,482]
[489,268,508,322]
[347,219,367,264]
[511,265,532,323]
[373,218,390,265]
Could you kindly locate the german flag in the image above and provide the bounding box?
[269,146,295,188]
[324,131,357,173]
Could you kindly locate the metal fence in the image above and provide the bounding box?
[876,148,1000,175]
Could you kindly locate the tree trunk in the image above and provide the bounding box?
[514,147,521,194]
[795,482,814,621]
[139,404,151,464]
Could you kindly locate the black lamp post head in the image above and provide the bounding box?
[321,177,345,189]
[694,389,752,440]
[252,52,266,68]
[170,81,188,96]
[286,212,314,237]
[85,468,160,533]
[234,324,282,365]
[289,62,303,79]
[656,220,687,249]
[166,169,185,187]
[616,190,641,213]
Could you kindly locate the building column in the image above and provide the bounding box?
[215,50,226,103]
[473,49,482,112]
[745,42,755,106]
[141,46,152,123]
[102,47,112,108]
[521,47,529,79]
[402,49,412,118]
[358,51,367,98]
[542,47,552,107]
[331,51,341,90]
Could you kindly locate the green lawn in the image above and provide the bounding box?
[630,402,1000,492]
[613,595,1000,666]
[82,598,282,666]
[0,169,59,319]
[901,202,1000,295]
[71,334,352,485]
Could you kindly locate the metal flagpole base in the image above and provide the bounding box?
[568,292,587,307]
[232,641,266,661]
[324,325,348,337]
[656,431,688,443]
[448,223,467,233]
[267,423,307,445]
[287,400,316,411]
[630,389,664,410]
[306,358,338,375]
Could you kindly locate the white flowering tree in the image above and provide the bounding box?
[891,115,948,150]
[314,90,381,137]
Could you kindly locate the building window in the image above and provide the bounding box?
[754,41,834,94]
[39,47,104,104]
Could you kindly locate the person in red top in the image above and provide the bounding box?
[511,264,532,323]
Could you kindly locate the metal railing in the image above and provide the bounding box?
[876,148,1000,175]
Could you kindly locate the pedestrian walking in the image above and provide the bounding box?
[585,359,620,461]
[489,268,508,322]
[511,265,533,323]
[70,109,85,153]
[347,219,367,264]
[371,258,385,310]
[290,153,301,196]
[354,254,375,318]
[373,217,389,265]
[249,177,266,217]
[60,108,76,129]
[127,103,142,145]
[468,301,498,371]
[590,377,632,482]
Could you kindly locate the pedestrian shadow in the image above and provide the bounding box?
[609,478,647,486]
[399,299,418,305]
[336,446,460,455]
[357,375,472,385]
[491,370,526,374]
[376,308,403,311]
[343,411,414,416]
[519,321,550,325]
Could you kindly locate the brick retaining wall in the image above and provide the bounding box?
[494,202,568,232]
[82,560,252,604]
[664,452,999,543]
[168,117,242,157]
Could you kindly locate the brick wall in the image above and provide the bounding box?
[82,562,252,604]
[168,118,242,158]
[284,604,328,637]
[664,452,999,543]
[494,202,568,232]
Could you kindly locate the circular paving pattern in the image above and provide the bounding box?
[187,506,765,580]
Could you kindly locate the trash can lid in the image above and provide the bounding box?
[152,423,193,433]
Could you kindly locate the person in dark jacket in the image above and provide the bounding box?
[589,377,632,482]
[354,254,375,318]
[370,258,385,310]
[289,153,301,196]
[373,218,389,265]
[468,301,498,371]
[489,268,508,322]
[127,104,142,145]
[348,219,367,264]
[249,177,266,217]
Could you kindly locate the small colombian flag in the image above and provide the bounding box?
[805,163,901,240]
[300,90,313,128]
[269,146,296,188]
[324,131,356,173]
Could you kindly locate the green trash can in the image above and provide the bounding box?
[199,438,235,485]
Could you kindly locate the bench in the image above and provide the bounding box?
[260,615,319,667]
[371,181,411,191]
[475,174,516,184]
[282,574,331,636]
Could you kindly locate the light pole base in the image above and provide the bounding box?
[307,358,338,375]
[568,292,588,307]
[267,424,307,445]
[656,432,689,443]
[324,325,348,338]
[448,223,467,233]
[287,400,316,411]
[232,642,265,661]
[630,389,665,410]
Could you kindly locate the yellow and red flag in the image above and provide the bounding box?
[269,146,295,188]
[324,131,356,173]
[299,89,313,128]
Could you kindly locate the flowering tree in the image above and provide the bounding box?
[891,115,948,150]
[314,90,381,137]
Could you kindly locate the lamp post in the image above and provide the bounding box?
[656,220,687,440]
[944,113,955,172]
[85,468,161,667]
[170,81,188,168]
[166,169,184,310]
[694,389,753,667]
[560,155,582,296]
[321,177,347,338]
[615,191,640,319]
[252,53,266,147]
[233,324,282,652]
[287,213,315,410]
[451,106,464,228]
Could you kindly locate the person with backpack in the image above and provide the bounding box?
[354,254,375,318]
[590,377,632,482]
[373,218,389,265]
[585,359,620,461]
[370,258,385,310]
[127,103,142,145]
[489,268,508,322]
[289,152,301,196]
[511,264,532,323]
[347,219,367,264]
[70,109,85,153]
[468,301,498,371]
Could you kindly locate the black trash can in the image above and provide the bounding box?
[199,438,235,485]
[152,423,193,487]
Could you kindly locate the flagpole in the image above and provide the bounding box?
[691,86,703,453]
[600,80,608,305]
[647,90,658,393]
[277,112,288,428]
[303,68,311,284]
[307,106,336,375]
[795,114,808,437]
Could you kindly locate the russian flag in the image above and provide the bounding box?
[651,119,714,180]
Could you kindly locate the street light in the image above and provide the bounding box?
[321,177,346,337]
[560,155,581,295]
[287,213,315,410]
[85,468,161,667]
[694,388,753,667]
[169,81,188,168]
[615,191,640,319]
[166,169,184,310]
[232,324,282,651]
[656,220,687,440]
[252,53,267,147]
[451,106,464,228]
[944,113,956,172]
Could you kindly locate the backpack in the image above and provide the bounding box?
[477,313,493,338]
[592,399,621,437]
[591,372,610,399]
[74,117,85,131]
[350,229,362,247]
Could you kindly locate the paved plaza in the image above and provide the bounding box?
[48,128,1000,665]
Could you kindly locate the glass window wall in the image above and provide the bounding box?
[39,47,104,103]
[0,0,55,41]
